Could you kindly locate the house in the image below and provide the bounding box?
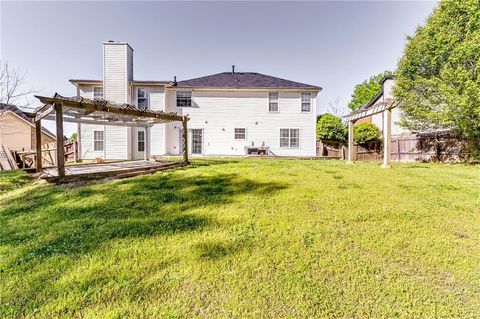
[0,103,55,151]
[343,76,466,164]
[70,41,321,160]
[347,75,409,136]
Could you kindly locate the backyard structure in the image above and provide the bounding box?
[344,99,400,167]
[33,94,188,182]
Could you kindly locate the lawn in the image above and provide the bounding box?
[1,159,479,318]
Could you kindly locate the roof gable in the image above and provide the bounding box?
[175,72,321,90]
[0,103,56,138]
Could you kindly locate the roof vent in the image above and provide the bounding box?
[172,76,177,86]
[232,65,235,74]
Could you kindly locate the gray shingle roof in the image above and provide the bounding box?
[175,72,321,90]
[0,103,56,138]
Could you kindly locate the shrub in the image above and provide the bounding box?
[316,114,347,142]
[353,122,381,144]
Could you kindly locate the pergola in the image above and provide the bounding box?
[33,93,189,179]
[342,99,400,167]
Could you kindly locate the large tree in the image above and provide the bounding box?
[394,0,480,144]
[348,71,392,111]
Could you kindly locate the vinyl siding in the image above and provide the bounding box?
[103,44,128,103]
[164,90,317,156]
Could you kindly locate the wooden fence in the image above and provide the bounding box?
[14,140,78,169]
[317,132,469,162]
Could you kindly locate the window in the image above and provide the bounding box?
[269,92,279,112]
[176,91,192,107]
[137,88,149,110]
[93,130,104,151]
[137,131,145,152]
[280,129,300,148]
[301,92,311,112]
[234,128,246,140]
[93,87,103,100]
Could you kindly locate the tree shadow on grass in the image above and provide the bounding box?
[0,171,287,269]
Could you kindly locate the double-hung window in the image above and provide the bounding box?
[269,92,279,112]
[234,128,246,140]
[137,88,149,110]
[301,92,311,112]
[93,87,103,100]
[93,130,104,151]
[137,131,145,152]
[176,91,192,107]
[280,129,300,148]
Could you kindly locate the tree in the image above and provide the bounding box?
[348,71,393,111]
[0,62,37,109]
[394,0,480,146]
[316,114,347,141]
[69,133,78,141]
[353,122,381,145]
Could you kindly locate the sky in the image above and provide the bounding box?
[1,1,437,136]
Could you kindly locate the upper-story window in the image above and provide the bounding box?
[93,87,103,100]
[269,92,279,112]
[176,91,192,107]
[137,88,149,110]
[301,92,311,112]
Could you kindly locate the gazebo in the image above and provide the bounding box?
[33,93,189,182]
[342,99,400,167]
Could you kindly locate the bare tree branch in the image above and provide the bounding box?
[0,62,38,111]
[327,97,347,117]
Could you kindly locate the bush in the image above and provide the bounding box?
[316,114,347,142]
[353,122,381,144]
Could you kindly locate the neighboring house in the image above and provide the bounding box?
[347,75,410,137]
[70,41,321,160]
[0,103,56,151]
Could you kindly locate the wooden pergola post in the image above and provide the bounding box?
[382,108,392,168]
[144,126,150,161]
[182,116,189,165]
[347,120,354,163]
[35,120,43,172]
[55,103,65,178]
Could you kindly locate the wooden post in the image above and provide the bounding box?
[347,120,354,163]
[144,127,150,161]
[382,108,392,168]
[55,103,65,178]
[77,122,82,162]
[35,120,43,172]
[182,117,189,165]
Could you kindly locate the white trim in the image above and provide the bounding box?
[92,86,104,100]
[301,92,312,113]
[176,90,193,108]
[234,127,247,141]
[136,87,150,110]
[278,128,301,149]
[268,92,280,113]
[93,129,105,152]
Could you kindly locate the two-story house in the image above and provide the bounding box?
[70,41,321,159]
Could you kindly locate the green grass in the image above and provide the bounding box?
[1,159,479,318]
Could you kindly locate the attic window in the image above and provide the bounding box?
[176,91,192,107]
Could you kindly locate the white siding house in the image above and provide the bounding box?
[70,41,321,159]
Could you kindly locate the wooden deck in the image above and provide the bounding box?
[42,160,185,183]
